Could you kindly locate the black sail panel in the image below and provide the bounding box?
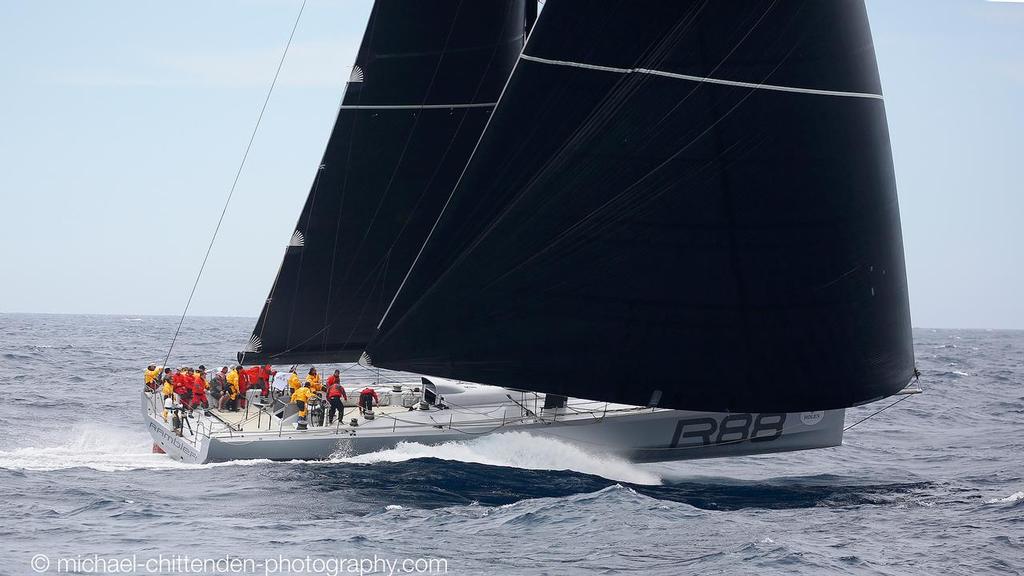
[367,0,915,412]
[239,0,526,366]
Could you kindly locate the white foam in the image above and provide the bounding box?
[0,424,274,472]
[986,491,1024,504]
[0,425,661,483]
[385,504,403,510]
[336,431,662,485]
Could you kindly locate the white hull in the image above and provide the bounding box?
[142,380,844,465]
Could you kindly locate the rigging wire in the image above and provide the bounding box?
[844,371,924,432]
[160,0,308,370]
[843,393,915,432]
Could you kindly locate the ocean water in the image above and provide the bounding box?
[0,314,1020,575]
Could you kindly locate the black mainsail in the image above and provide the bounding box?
[238,0,528,365]
[364,0,915,412]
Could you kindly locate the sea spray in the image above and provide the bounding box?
[334,431,662,485]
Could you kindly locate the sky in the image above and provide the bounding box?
[0,0,1021,329]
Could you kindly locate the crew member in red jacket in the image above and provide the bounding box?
[255,364,273,397]
[236,367,251,409]
[192,365,209,410]
[358,387,379,415]
[173,368,192,408]
[325,370,347,424]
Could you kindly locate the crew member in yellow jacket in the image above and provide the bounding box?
[288,367,301,394]
[159,376,174,422]
[291,382,317,430]
[161,378,174,400]
[144,364,160,390]
[305,367,322,393]
[222,367,241,411]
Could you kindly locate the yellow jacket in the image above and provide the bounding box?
[291,386,316,404]
[288,373,301,391]
[144,368,160,385]
[161,382,173,397]
[226,370,240,400]
[305,374,322,393]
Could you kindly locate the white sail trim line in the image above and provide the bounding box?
[519,53,884,100]
[339,102,498,110]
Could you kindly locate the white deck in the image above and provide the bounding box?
[206,400,415,434]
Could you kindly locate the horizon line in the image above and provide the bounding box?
[0,311,1020,332]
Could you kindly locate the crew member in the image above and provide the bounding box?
[171,408,183,437]
[161,371,175,423]
[305,367,321,393]
[159,367,173,390]
[325,370,347,425]
[161,370,174,400]
[291,382,316,430]
[162,394,174,423]
[358,387,379,415]
[223,366,241,411]
[192,365,209,410]
[209,367,227,403]
[288,367,301,394]
[237,366,250,410]
[256,364,273,397]
[173,368,192,408]
[144,364,160,391]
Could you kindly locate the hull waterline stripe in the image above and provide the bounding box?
[340,102,497,110]
[519,54,883,100]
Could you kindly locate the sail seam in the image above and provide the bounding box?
[519,54,883,100]
[339,102,498,110]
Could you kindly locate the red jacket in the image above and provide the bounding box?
[192,374,207,397]
[359,388,379,402]
[237,369,251,393]
[254,365,272,386]
[327,378,347,400]
[172,373,190,395]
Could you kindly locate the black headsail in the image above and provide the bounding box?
[367,0,915,413]
[239,0,527,366]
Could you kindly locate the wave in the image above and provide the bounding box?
[630,474,935,510]
[333,431,662,485]
[0,424,275,472]
[986,491,1024,504]
[0,424,196,472]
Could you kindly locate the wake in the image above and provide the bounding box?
[0,425,661,485]
[0,424,185,472]
[334,431,663,485]
[0,424,273,472]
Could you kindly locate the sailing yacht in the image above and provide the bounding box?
[144,0,915,465]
